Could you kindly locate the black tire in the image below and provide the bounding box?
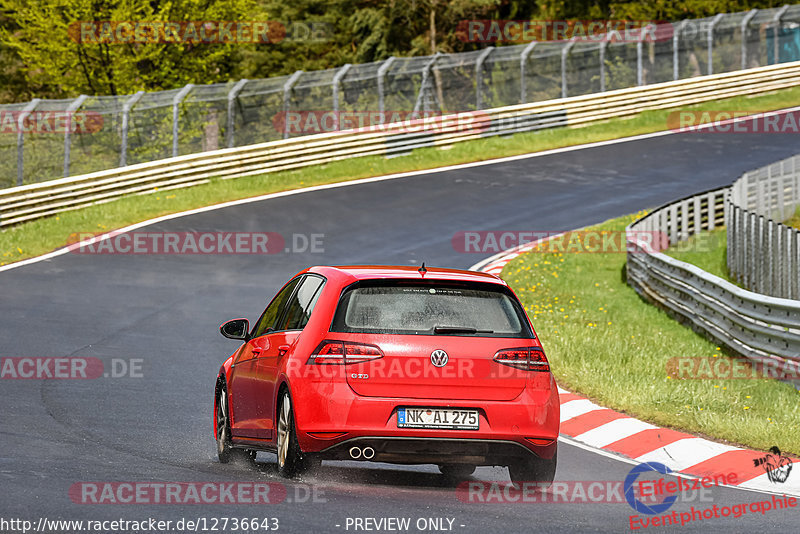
[276,391,305,477]
[438,464,476,478]
[215,381,255,465]
[508,450,557,488]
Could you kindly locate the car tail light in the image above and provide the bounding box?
[308,340,384,365]
[493,347,550,372]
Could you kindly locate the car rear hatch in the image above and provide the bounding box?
[320,278,541,401]
[341,334,533,401]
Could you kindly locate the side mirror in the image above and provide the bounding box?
[220,318,250,341]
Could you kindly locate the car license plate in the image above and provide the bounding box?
[397,408,479,430]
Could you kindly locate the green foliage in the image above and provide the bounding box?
[0,0,793,101]
[0,0,253,96]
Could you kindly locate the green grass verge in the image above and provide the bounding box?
[503,213,800,455]
[4,85,800,265]
[664,228,732,282]
[784,206,800,230]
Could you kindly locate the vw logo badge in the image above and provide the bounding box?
[430,349,449,367]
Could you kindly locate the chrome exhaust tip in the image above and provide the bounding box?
[362,447,375,460]
[349,446,362,459]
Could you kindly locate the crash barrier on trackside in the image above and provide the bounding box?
[2,60,800,228]
[727,154,800,299]
[626,166,800,373]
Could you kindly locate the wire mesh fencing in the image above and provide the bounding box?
[3,5,800,190]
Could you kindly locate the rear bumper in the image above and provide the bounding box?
[290,373,560,463]
[316,436,556,466]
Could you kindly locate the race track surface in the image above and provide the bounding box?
[1,130,798,533]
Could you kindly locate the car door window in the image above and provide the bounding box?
[251,277,301,338]
[278,275,325,331]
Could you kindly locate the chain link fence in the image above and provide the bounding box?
[3,5,800,190]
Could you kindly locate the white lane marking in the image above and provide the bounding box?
[572,418,657,449]
[737,469,800,497]
[2,129,684,274]
[17,105,800,275]
[635,438,740,473]
[560,399,604,421]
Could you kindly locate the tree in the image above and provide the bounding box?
[0,0,254,97]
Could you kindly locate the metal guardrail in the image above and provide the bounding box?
[2,60,800,228]
[3,5,800,189]
[727,154,800,299]
[627,185,800,373]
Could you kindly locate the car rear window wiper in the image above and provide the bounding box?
[433,326,494,335]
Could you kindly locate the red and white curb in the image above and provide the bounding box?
[471,238,800,498]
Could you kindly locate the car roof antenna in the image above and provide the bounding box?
[418,262,427,274]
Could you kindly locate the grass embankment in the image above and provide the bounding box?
[664,228,731,282]
[784,206,800,230]
[4,86,800,265]
[502,213,800,455]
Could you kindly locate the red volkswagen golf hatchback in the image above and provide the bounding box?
[214,265,560,484]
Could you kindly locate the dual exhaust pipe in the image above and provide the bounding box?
[349,446,375,460]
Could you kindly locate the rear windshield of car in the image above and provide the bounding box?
[330,280,533,338]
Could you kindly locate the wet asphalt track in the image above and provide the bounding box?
[1,129,799,533]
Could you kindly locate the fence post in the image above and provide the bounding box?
[778,160,786,221]
[172,84,194,158]
[520,41,538,103]
[332,64,352,130]
[120,91,144,167]
[16,99,40,187]
[475,47,494,110]
[377,57,396,114]
[758,216,765,292]
[63,94,88,178]
[413,53,441,114]
[739,206,746,284]
[561,41,576,99]
[694,193,702,235]
[794,155,800,212]
[637,40,643,86]
[774,222,780,297]
[707,192,717,230]
[707,14,724,75]
[740,9,758,70]
[792,227,799,299]
[226,79,248,148]
[599,41,607,91]
[672,21,687,80]
[282,70,304,139]
[772,5,790,65]
[745,212,759,289]
[767,221,775,296]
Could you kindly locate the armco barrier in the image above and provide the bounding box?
[2,61,800,227]
[627,187,800,374]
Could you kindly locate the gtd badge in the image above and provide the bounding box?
[430,350,449,367]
